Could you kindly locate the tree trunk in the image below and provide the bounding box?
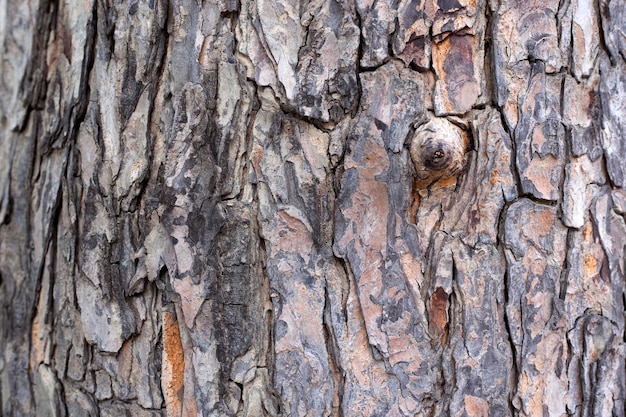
[0,0,624,416]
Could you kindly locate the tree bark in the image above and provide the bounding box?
[0,0,624,416]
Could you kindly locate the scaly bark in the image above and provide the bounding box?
[0,0,624,416]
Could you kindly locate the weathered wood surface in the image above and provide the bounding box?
[0,0,624,416]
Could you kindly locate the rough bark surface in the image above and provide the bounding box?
[0,0,624,416]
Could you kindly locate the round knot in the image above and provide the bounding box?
[409,117,468,186]
[421,144,452,171]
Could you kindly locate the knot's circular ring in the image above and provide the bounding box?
[409,118,468,187]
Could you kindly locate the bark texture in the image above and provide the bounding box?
[0,0,624,416]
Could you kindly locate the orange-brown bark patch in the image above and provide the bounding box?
[584,254,598,277]
[464,395,489,417]
[429,287,448,338]
[524,156,558,199]
[162,311,184,417]
[525,206,555,239]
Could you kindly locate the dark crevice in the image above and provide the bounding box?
[501,266,519,413]
[328,246,352,326]
[276,101,338,133]
[516,193,559,207]
[559,229,576,301]
[322,284,346,417]
[497,199,519,414]
[596,0,615,67]
[358,57,393,73]
[96,0,116,61]
[497,194,515,254]
[483,3,496,109]
[623,292,626,344]
[408,60,430,73]
[506,127,526,202]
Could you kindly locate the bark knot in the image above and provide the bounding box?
[409,117,468,187]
